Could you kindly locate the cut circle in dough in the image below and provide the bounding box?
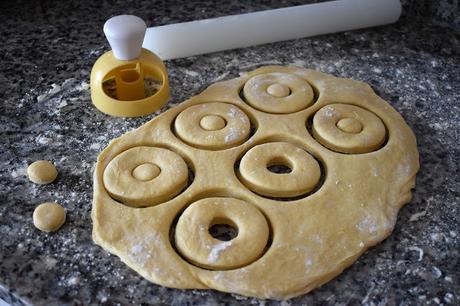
[238,142,321,197]
[312,104,386,154]
[33,202,66,232]
[243,72,314,114]
[103,146,188,207]
[27,160,58,184]
[175,102,251,150]
[174,197,269,270]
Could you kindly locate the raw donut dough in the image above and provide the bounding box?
[238,142,321,197]
[103,146,188,207]
[313,104,386,153]
[174,102,251,150]
[175,197,269,270]
[92,66,419,299]
[27,160,58,184]
[33,202,66,232]
[243,72,314,113]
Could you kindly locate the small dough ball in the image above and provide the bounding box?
[27,160,58,184]
[33,202,66,233]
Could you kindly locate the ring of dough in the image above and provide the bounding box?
[243,72,314,114]
[174,102,251,150]
[238,142,321,197]
[312,104,386,154]
[103,146,189,207]
[175,197,269,270]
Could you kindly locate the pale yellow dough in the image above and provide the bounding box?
[27,160,58,184]
[92,66,419,299]
[33,202,66,232]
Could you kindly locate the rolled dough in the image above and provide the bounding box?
[92,66,419,299]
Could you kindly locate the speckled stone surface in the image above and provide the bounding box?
[0,0,459,305]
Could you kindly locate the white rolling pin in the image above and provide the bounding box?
[143,0,401,60]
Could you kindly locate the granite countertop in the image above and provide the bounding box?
[1,0,459,305]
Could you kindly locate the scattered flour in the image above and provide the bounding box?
[323,106,337,118]
[36,135,52,145]
[37,84,62,102]
[67,275,80,286]
[11,167,27,178]
[43,256,58,269]
[356,215,378,234]
[58,100,68,108]
[431,266,442,279]
[90,143,101,150]
[128,233,161,267]
[208,241,233,263]
[407,246,424,261]
[224,127,242,143]
[184,69,199,77]
[213,71,230,82]
[409,196,433,222]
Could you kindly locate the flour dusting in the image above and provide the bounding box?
[224,127,242,143]
[323,106,338,118]
[208,241,232,263]
[127,233,161,267]
[356,215,378,234]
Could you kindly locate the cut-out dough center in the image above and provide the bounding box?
[267,83,290,98]
[200,115,227,131]
[337,117,363,133]
[132,163,161,181]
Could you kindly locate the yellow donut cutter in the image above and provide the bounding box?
[90,15,169,117]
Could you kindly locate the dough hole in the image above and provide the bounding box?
[266,157,293,174]
[209,219,238,241]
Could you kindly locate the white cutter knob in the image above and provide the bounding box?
[104,15,147,60]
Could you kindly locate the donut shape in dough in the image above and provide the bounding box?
[174,197,269,270]
[243,72,314,114]
[175,102,251,150]
[103,146,188,207]
[312,104,386,154]
[238,142,321,198]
